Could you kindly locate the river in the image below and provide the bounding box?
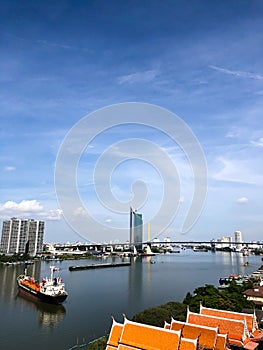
[0,249,261,350]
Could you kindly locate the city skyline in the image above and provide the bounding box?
[1,1,263,243]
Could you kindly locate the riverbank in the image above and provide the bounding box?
[83,275,262,350]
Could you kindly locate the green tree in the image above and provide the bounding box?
[182,282,254,312]
[132,301,187,327]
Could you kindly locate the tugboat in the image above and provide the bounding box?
[17,266,68,304]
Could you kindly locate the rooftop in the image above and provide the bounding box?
[106,305,263,350]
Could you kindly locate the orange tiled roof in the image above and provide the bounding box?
[252,329,263,341]
[106,346,119,350]
[183,323,218,349]
[106,307,262,350]
[179,337,198,350]
[243,341,259,350]
[119,318,181,350]
[170,319,185,332]
[117,345,141,350]
[187,310,246,341]
[106,319,124,348]
[215,334,228,350]
[229,338,245,347]
[200,305,257,332]
[170,319,218,349]
[227,337,259,348]
[164,321,171,329]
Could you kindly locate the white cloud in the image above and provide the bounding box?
[210,65,263,80]
[225,130,239,138]
[118,70,158,84]
[213,157,263,185]
[251,137,263,147]
[7,33,90,52]
[236,197,249,204]
[0,200,62,220]
[4,166,16,171]
[1,200,43,212]
[44,209,63,221]
[73,206,88,217]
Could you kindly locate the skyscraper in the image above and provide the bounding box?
[0,218,44,256]
[234,230,243,251]
[130,207,143,250]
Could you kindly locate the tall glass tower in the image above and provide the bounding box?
[130,208,143,250]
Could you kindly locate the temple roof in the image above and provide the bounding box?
[164,321,171,329]
[243,342,260,350]
[170,318,218,349]
[169,319,185,332]
[200,305,257,332]
[215,334,228,350]
[178,337,197,350]
[106,307,263,350]
[119,318,181,350]
[106,346,119,350]
[252,329,263,341]
[187,310,247,341]
[117,345,141,350]
[106,319,124,349]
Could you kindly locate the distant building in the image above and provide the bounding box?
[216,236,232,250]
[0,218,44,256]
[152,238,161,247]
[130,208,143,250]
[243,285,263,310]
[234,230,243,251]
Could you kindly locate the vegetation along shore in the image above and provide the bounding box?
[84,278,262,350]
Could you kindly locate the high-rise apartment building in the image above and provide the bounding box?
[0,218,44,256]
[234,230,243,242]
[130,207,143,250]
[234,230,243,251]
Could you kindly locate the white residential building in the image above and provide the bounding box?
[0,218,44,256]
[234,230,243,251]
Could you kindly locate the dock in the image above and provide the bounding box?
[69,262,131,271]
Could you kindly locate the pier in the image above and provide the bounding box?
[69,262,131,271]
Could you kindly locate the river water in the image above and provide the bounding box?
[0,250,262,350]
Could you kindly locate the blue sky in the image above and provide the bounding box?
[1,0,263,244]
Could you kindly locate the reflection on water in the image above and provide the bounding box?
[128,257,143,310]
[16,292,66,328]
[220,251,249,275]
[0,263,40,303]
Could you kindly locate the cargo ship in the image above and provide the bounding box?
[17,266,68,304]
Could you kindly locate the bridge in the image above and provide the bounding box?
[45,240,263,254]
